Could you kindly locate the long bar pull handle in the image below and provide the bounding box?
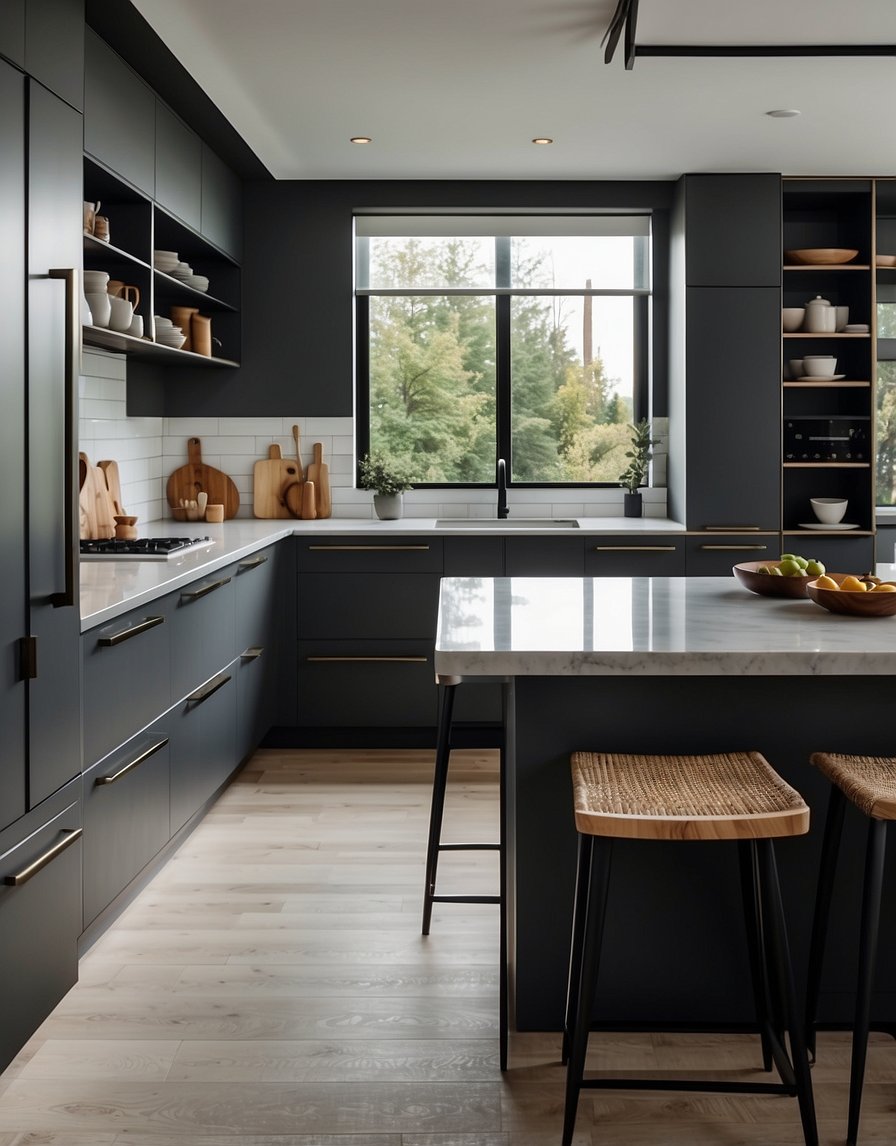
[241,646,264,660]
[49,268,78,608]
[307,656,428,664]
[97,615,164,647]
[180,576,231,602]
[703,526,763,532]
[238,555,268,572]
[306,545,431,552]
[699,544,769,551]
[187,673,232,704]
[4,828,83,887]
[95,738,169,786]
[593,545,678,552]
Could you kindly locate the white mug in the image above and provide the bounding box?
[128,314,143,338]
[108,295,133,332]
[85,291,111,328]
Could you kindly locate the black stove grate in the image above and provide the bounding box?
[80,537,214,560]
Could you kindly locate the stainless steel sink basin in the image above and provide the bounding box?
[435,518,579,528]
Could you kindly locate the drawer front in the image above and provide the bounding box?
[685,534,780,577]
[0,780,81,1074]
[298,573,441,640]
[169,667,239,834]
[297,640,436,727]
[296,536,444,573]
[234,546,278,653]
[443,537,505,576]
[585,537,686,577]
[169,569,236,700]
[236,645,274,762]
[504,537,585,575]
[82,726,170,927]
[780,535,876,573]
[82,603,172,767]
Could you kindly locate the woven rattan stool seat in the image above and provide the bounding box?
[571,750,810,841]
[810,752,896,821]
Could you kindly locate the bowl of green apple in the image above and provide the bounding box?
[732,554,825,598]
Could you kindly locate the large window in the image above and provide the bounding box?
[355,215,652,485]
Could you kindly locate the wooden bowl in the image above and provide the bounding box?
[733,560,813,598]
[784,248,859,266]
[807,574,896,617]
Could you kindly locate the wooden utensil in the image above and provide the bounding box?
[78,453,98,540]
[301,480,317,520]
[166,437,240,519]
[306,441,331,519]
[97,459,125,516]
[253,443,300,519]
[283,424,306,517]
[292,425,304,482]
[93,465,117,538]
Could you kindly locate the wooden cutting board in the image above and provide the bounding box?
[98,459,125,516]
[306,442,331,519]
[79,452,115,539]
[253,444,301,519]
[166,437,240,518]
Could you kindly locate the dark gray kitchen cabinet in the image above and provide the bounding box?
[443,536,504,575]
[685,533,780,576]
[81,727,170,928]
[169,568,236,700]
[155,100,202,232]
[296,537,444,573]
[0,780,82,1074]
[0,61,27,831]
[780,534,875,573]
[24,0,84,110]
[201,142,243,259]
[0,2,25,69]
[169,667,239,834]
[234,548,281,758]
[682,174,782,288]
[27,77,83,808]
[585,536,686,576]
[299,573,442,640]
[504,536,585,575]
[84,30,155,196]
[683,287,781,532]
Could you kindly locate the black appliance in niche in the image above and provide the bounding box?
[783,417,870,462]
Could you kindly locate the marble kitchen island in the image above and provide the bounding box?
[435,574,896,1032]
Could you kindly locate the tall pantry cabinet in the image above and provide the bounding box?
[0,1,85,1075]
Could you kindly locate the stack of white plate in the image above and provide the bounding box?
[153,316,186,349]
[153,250,179,273]
[186,273,209,292]
[169,261,194,282]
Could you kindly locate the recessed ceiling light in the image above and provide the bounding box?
[350,136,372,144]
[532,137,554,145]
[765,109,800,118]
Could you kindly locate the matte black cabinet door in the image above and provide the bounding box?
[169,669,238,834]
[298,573,441,640]
[24,0,84,110]
[684,173,781,288]
[84,30,155,196]
[0,2,25,69]
[685,534,780,576]
[201,143,243,259]
[0,781,82,1075]
[684,287,781,531]
[504,537,585,575]
[584,536,686,576]
[169,571,236,701]
[155,101,202,231]
[0,61,27,830]
[27,79,83,807]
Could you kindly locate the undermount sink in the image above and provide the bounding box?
[435,518,580,528]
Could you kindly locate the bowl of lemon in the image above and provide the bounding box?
[807,572,896,616]
[733,554,823,598]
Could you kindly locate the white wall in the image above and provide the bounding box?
[79,348,668,526]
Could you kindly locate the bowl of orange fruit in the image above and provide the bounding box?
[807,572,896,616]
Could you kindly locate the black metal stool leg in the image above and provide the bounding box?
[739,839,774,1072]
[847,818,887,1146]
[562,837,613,1146]
[562,833,594,1065]
[422,682,457,935]
[804,785,847,1062]
[757,839,819,1146]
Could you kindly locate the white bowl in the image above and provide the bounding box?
[782,307,805,332]
[803,355,837,378]
[154,249,178,260]
[186,274,209,291]
[154,315,173,327]
[810,497,848,525]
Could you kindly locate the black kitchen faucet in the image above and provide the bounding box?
[496,457,509,518]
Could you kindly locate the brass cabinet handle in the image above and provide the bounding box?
[306,656,428,664]
[97,615,164,647]
[699,544,769,551]
[703,526,762,532]
[593,545,678,552]
[4,827,82,887]
[306,545,431,552]
[187,673,232,704]
[241,646,264,660]
[95,737,169,786]
[180,576,231,602]
[238,555,268,572]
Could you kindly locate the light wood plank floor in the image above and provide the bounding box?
[0,748,894,1144]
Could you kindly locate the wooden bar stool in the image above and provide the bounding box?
[804,751,896,1145]
[563,749,817,1146]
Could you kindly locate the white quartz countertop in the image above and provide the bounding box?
[435,572,896,678]
[79,516,686,631]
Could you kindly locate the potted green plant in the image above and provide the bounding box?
[358,453,414,520]
[618,418,659,518]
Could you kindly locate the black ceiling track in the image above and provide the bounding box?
[603,1,896,71]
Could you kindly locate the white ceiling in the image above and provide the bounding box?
[131,0,896,181]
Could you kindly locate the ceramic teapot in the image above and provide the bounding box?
[805,294,836,333]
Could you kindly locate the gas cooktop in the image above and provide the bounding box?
[80,537,216,561]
